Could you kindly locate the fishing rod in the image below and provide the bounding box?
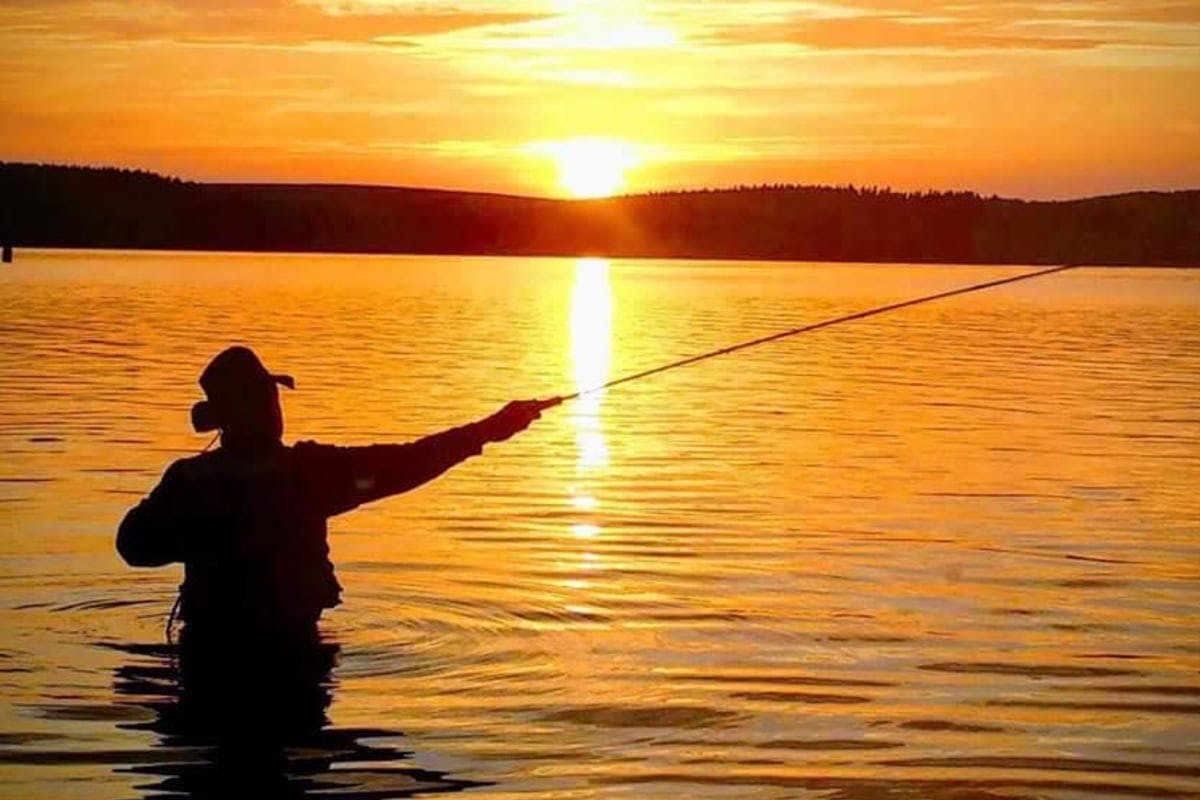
[545,263,1078,406]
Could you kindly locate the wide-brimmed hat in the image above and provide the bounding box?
[191,346,294,433]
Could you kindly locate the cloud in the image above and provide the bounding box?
[699,1,1199,52]
[710,18,1099,51]
[1,1,553,47]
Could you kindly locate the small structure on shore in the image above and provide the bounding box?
[1,244,11,263]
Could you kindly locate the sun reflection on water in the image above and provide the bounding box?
[566,258,612,591]
[570,257,611,471]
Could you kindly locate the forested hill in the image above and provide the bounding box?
[2,162,1197,265]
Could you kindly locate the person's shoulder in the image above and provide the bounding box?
[291,440,347,463]
[292,439,337,454]
[160,449,223,482]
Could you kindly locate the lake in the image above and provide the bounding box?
[0,250,1197,798]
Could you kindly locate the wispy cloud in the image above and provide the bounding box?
[698,1,1200,53]
[0,0,554,46]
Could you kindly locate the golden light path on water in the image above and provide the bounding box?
[0,252,1198,799]
[566,258,611,597]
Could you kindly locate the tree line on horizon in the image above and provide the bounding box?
[2,162,1196,265]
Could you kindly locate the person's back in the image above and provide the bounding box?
[118,345,554,642]
[119,440,339,637]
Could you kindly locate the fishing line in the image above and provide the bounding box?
[552,263,1078,404]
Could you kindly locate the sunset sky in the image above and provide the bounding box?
[2,0,1198,199]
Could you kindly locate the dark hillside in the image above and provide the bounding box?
[2,163,1196,265]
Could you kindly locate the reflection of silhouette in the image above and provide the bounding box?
[109,636,484,798]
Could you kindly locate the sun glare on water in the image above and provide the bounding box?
[542,138,638,198]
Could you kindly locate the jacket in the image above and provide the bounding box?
[117,422,488,635]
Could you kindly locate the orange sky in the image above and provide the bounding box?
[2,0,1198,199]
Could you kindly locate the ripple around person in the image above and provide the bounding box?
[88,639,488,798]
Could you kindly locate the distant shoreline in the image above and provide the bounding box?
[8,245,1196,269]
[4,163,1198,267]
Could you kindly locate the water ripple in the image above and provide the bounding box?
[1,254,1197,799]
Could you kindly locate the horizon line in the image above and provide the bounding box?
[4,159,1198,206]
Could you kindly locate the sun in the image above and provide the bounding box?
[544,138,638,198]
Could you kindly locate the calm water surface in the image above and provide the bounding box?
[0,251,1198,798]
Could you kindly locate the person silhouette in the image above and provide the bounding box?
[117,345,558,646]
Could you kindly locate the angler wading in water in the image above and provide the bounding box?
[117,345,559,646]
[118,266,1076,647]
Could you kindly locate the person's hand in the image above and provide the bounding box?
[481,397,561,443]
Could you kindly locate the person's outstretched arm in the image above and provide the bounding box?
[300,398,558,516]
